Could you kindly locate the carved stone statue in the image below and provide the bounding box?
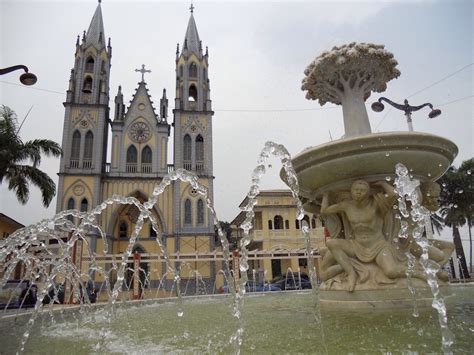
[320,179,426,291]
[317,179,454,291]
[396,181,454,281]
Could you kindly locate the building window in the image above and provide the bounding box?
[311,216,317,229]
[274,215,283,230]
[285,220,290,230]
[302,215,310,229]
[188,84,198,102]
[179,65,183,77]
[197,199,204,225]
[149,224,157,238]
[184,199,192,225]
[183,134,191,169]
[126,145,138,172]
[71,130,81,160]
[268,220,273,230]
[295,219,300,230]
[189,62,197,77]
[85,57,95,73]
[80,198,88,212]
[83,131,93,168]
[141,146,152,173]
[119,221,128,238]
[67,198,75,222]
[196,135,204,161]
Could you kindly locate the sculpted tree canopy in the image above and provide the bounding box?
[302,42,400,137]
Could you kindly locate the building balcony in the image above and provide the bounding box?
[126,163,137,173]
[69,159,79,168]
[141,163,152,173]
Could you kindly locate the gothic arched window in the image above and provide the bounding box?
[179,65,183,77]
[141,146,152,173]
[67,198,75,221]
[126,145,138,163]
[184,199,192,225]
[85,57,95,73]
[196,135,204,162]
[183,134,192,162]
[119,221,128,238]
[274,215,283,230]
[82,76,93,93]
[80,198,88,212]
[311,216,317,229]
[188,84,198,102]
[84,131,93,160]
[197,199,204,225]
[71,131,81,160]
[302,215,310,229]
[189,62,197,78]
[142,146,152,163]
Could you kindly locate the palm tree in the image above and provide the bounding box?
[458,158,474,273]
[0,105,62,207]
[437,163,472,279]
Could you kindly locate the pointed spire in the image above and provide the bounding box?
[85,1,105,48]
[183,4,201,55]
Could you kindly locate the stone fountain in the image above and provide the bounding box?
[1,42,470,354]
[282,42,458,307]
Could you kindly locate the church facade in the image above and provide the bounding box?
[55,2,217,293]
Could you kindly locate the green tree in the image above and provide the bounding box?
[437,161,473,279]
[458,158,474,273]
[0,105,62,207]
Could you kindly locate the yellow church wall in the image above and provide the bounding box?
[178,178,211,227]
[61,176,95,210]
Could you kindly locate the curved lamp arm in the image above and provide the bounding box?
[0,65,37,85]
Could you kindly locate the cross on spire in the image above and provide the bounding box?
[135,64,151,82]
[189,2,194,13]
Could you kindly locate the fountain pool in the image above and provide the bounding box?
[0,286,472,354]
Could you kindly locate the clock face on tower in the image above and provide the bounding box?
[129,122,151,143]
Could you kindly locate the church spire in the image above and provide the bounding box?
[183,4,201,55]
[85,1,105,48]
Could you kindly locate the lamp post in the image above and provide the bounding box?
[0,65,37,86]
[371,97,441,131]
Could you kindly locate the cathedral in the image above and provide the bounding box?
[55,2,217,292]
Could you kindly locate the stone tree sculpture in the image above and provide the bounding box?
[301,42,400,137]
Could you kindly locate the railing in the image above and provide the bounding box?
[196,162,204,172]
[141,163,152,173]
[183,161,192,171]
[167,164,174,173]
[83,160,92,169]
[105,163,111,173]
[69,160,79,168]
[126,163,137,173]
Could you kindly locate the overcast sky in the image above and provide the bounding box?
[1,0,472,234]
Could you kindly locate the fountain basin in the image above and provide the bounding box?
[282,132,458,199]
[0,285,472,353]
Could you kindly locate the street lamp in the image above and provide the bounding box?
[0,65,37,86]
[371,97,441,131]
